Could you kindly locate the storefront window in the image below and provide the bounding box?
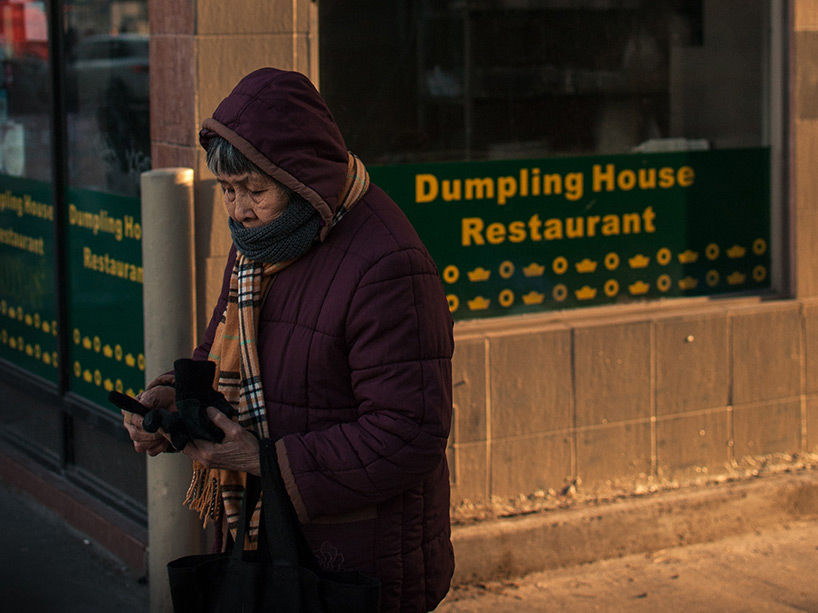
[0,0,49,180]
[64,0,149,198]
[320,0,778,320]
[0,0,150,514]
[63,0,148,406]
[321,0,768,163]
[0,0,57,382]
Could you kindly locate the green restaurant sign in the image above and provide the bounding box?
[0,176,144,409]
[370,147,771,320]
[0,176,58,382]
[65,186,145,405]
[0,147,774,405]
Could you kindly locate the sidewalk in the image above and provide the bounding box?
[1,463,817,612]
[0,478,149,613]
[438,464,818,612]
[448,465,818,586]
[438,518,818,612]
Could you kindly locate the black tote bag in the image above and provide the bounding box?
[167,439,381,613]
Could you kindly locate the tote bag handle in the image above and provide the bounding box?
[256,439,321,571]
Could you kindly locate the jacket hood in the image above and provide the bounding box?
[200,68,349,240]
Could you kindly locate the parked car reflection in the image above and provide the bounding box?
[65,33,150,197]
[2,52,50,115]
[66,34,149,111]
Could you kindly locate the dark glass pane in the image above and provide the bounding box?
[0,0,51,180]
[320,0,767,164]
[64,1,149,198]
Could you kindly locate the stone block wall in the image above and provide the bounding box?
[450,298,818,513]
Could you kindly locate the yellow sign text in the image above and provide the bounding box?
[461,206,657,246]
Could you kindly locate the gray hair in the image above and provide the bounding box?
[206,136,269,178]
[206,135,313,214]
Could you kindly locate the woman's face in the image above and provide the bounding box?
[217,172,290,228]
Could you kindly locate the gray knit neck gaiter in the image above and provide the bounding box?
[228,194,321,263]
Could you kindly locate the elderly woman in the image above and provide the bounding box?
[124,68,455,612]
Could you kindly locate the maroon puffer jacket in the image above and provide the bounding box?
[195,68,455,612]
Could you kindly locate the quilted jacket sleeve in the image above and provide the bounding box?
[275,246,454,522]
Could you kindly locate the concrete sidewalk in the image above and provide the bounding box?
[1,457,817,612]
[449,466,818,586]
[439,464,818,611]
[0,478,148,613]
[439,517,818,611]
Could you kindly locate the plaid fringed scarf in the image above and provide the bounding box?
[185,152,370,546]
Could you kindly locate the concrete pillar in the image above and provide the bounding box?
[141,168,202,613]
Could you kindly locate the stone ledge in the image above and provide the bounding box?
[452,465,818,585]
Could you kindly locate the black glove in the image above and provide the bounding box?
[143,359,237,451]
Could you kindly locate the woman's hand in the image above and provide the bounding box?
[145,372,175,391]
[122,411,171,456]
[182,407,261,475]
[135,378,177,413]
[122,374,177,456]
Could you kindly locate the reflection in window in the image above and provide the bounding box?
[320,0,769,164]
[64,1,149,198]
[0,0,50,180]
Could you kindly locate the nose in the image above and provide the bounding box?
[231,192,254,223]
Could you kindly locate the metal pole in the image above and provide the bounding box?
[45,0,74,470]
[140,168,202,613]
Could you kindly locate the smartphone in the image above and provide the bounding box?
[108,390,150,416]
